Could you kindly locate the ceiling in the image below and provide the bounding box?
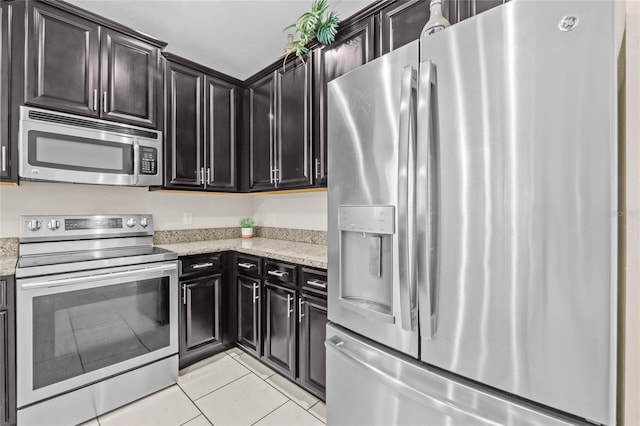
[66,0,377,80]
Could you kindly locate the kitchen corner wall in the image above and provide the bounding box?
[0,181,254,237]
[252,191,327,231]
[0,182,328,238]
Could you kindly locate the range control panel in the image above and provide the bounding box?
[19,214,155,242]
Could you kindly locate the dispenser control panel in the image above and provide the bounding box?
[337,205,395,234]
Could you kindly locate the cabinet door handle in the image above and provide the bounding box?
[200,167,205,186]
[1,146,6,173]
[287,294,293,318]
[206,167,211,185]
[268,270,288,278]
[253,283,260,303]
[299,298,304,323]
[182,284,186,305]
[103,91,108,113]
[191,262,214,269]
[315,158,321,179]
[238,262,256,269]
[93,89,98,111]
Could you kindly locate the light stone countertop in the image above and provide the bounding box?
[0,237,327,276]
[157,237,327,269]
[0,256,18,277]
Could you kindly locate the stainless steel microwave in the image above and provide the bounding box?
[19,106,163,186]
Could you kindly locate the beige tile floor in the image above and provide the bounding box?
[80,348,326,426]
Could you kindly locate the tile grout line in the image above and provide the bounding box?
[248,399,290,426]
[184,370,252,403]
[230,349,323,417]
[176,383,214,426]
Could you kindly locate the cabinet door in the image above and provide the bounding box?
[0,2,10,181]
[298,294,327,400]
[181,275,221,356]
[101,29,158,128]
[164,60,204,188]
[0,276,14,426]
[313,16,375,186]
[263,282,296,378]
[380,0,433,55]
[26,2,99,116]
[247,73,276,191]
[204,76,237,191]
[275,57,311,189]
[447,0,506,23]
[237,275,261,356]
[0,310,7,426]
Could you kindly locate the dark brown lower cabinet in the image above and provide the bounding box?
[0,276,15,426]
[263,282,296,378]
[181,276,220,354]
[179,253,234,369]
[237,275,261,356]
[298,293,327,400]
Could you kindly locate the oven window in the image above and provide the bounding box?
[28,131,133,174]
[32,277,170,390]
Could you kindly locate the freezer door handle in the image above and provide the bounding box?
[397,65,417,332]
[325,336,452,413]
[417,60,438,339]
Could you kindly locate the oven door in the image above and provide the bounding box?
[16,261,178,408]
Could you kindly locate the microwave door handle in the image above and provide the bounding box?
[132,138,140,185]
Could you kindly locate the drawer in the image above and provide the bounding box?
[180,253,222,277]
[265,260,297,286]
[236,254,262,277]
[301,267,327,296]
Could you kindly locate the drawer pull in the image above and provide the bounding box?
[191,262,214,269]
[306,279,326,288]
[238,262,257,269]
[268,270,289,278]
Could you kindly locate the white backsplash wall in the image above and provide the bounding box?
[0,181,253,237]
[252,191,327,231]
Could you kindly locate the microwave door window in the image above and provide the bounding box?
[28,131,133,174]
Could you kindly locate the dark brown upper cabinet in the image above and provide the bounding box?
[245,54,312,192]
[445,0,506,23]
[246,72,275,191]
[275,57,312,189]
[313,16,376,187]
[100,29,159,127]
[379,0,433,55]
[164,54,239,191]
[26,2,99,117]
[25,1,163,128]
[0,1,19,183]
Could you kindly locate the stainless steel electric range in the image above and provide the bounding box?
[15,214,178,426]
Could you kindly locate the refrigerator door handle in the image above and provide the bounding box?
[417,60,438,339]
[325,336,503,425]
[397,65,417,332]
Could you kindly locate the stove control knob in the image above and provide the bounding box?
[47,219,60,231]
[126,217,137,228]
[139,217,149,228]
[27,220,41,231]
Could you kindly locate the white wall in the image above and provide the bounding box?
[0,183,329,237]
[0,181,253,237]
[252,191,328,231]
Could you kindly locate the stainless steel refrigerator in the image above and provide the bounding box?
[326,1,617,425]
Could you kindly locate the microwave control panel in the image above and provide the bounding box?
[140,147,157,175]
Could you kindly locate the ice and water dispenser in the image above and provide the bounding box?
[338,205,396,323]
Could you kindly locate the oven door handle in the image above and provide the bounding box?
[20,263,177,290]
